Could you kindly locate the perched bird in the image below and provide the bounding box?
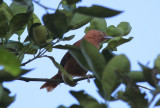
[40,30,112,92]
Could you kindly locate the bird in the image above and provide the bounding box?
[40,30,112,92]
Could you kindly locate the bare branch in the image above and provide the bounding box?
[16,75,95,83]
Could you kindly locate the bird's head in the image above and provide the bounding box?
[83,30,113,46]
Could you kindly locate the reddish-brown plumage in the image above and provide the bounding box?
[40,30,110,92]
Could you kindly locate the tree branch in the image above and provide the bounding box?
[16,75,95,83]
[33,0,56,11]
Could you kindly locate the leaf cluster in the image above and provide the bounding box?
[0,0,160,108]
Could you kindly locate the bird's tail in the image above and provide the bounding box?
[40,72,62,92]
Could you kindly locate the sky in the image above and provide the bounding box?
[3,0,160,108]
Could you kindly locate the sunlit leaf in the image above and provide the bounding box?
[13,0,32,7]
[102,54,130,97]
[81,39,106,79]
[107,36,133,51]
[106,22,132,37]
[76,5,122,18]
[70,90,106,108]
[85,18,107,33]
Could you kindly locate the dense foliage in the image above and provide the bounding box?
[0,0,160,107]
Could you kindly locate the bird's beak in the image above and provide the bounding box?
[104,36,114,39]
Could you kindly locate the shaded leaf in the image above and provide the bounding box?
[128,71,145,82]
[154,54,160,72]
[81,39,106,79]
[0,69,32,81]
[85,18,107,33]
[45,56,77,86]
[0,48,21,76]
[13,0,32,7]
[43,11,67,38]
[70,104,83,108]
[118,86,148,108]
[66,0,81,5]
[139,62,158,87]
[156,99,160,106]
[76,5,122,18]
[10,1,27,15]
[101,48,114,64]
[0,84,15,108]
[94,78,106,99]
[107,36,133,51]
[70,90,106,108]
[22,42,37,54]
[62,35,75,41]
[53,45,90,71]
[67,13,93,30]
[9,13,31,34]
[102,54,130,97]
[0,2,13,37]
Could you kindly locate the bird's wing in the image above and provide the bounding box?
[60,52,72,67]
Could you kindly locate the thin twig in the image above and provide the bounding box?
[16,75,95,83]
[137,85,152,90]
[33,0,56,11]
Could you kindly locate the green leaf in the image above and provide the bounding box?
[154,54,160,72]
[0,84,15,108]
[53,45,90,71]
[106,22,132,37]
[45,56,77,87]
[117,22,132,36]
[138,62,158,87]
[10,1,27,15]
[128,71,145,82]
[0,2,13,37]
[62,35,75,41]
[106,25,124,37]
[117,86,148,108]
[22,42,38,54]
[43,11,67,38]
[101,48,114,63]
[0,69,32,81]
[76,5,122,18]
[66,0,81,5]
[102,54,130,97]
[70,90,106,108]
[67,13,93,30]
[9,13,31,34]
[0,2,13,21]
[85,18,107,33]
[81,39,106,79]
[94,78,106,99]
[107,36,133,51]
[156,99,160,106]
[0,48,21,76]
[13,0,32,7]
